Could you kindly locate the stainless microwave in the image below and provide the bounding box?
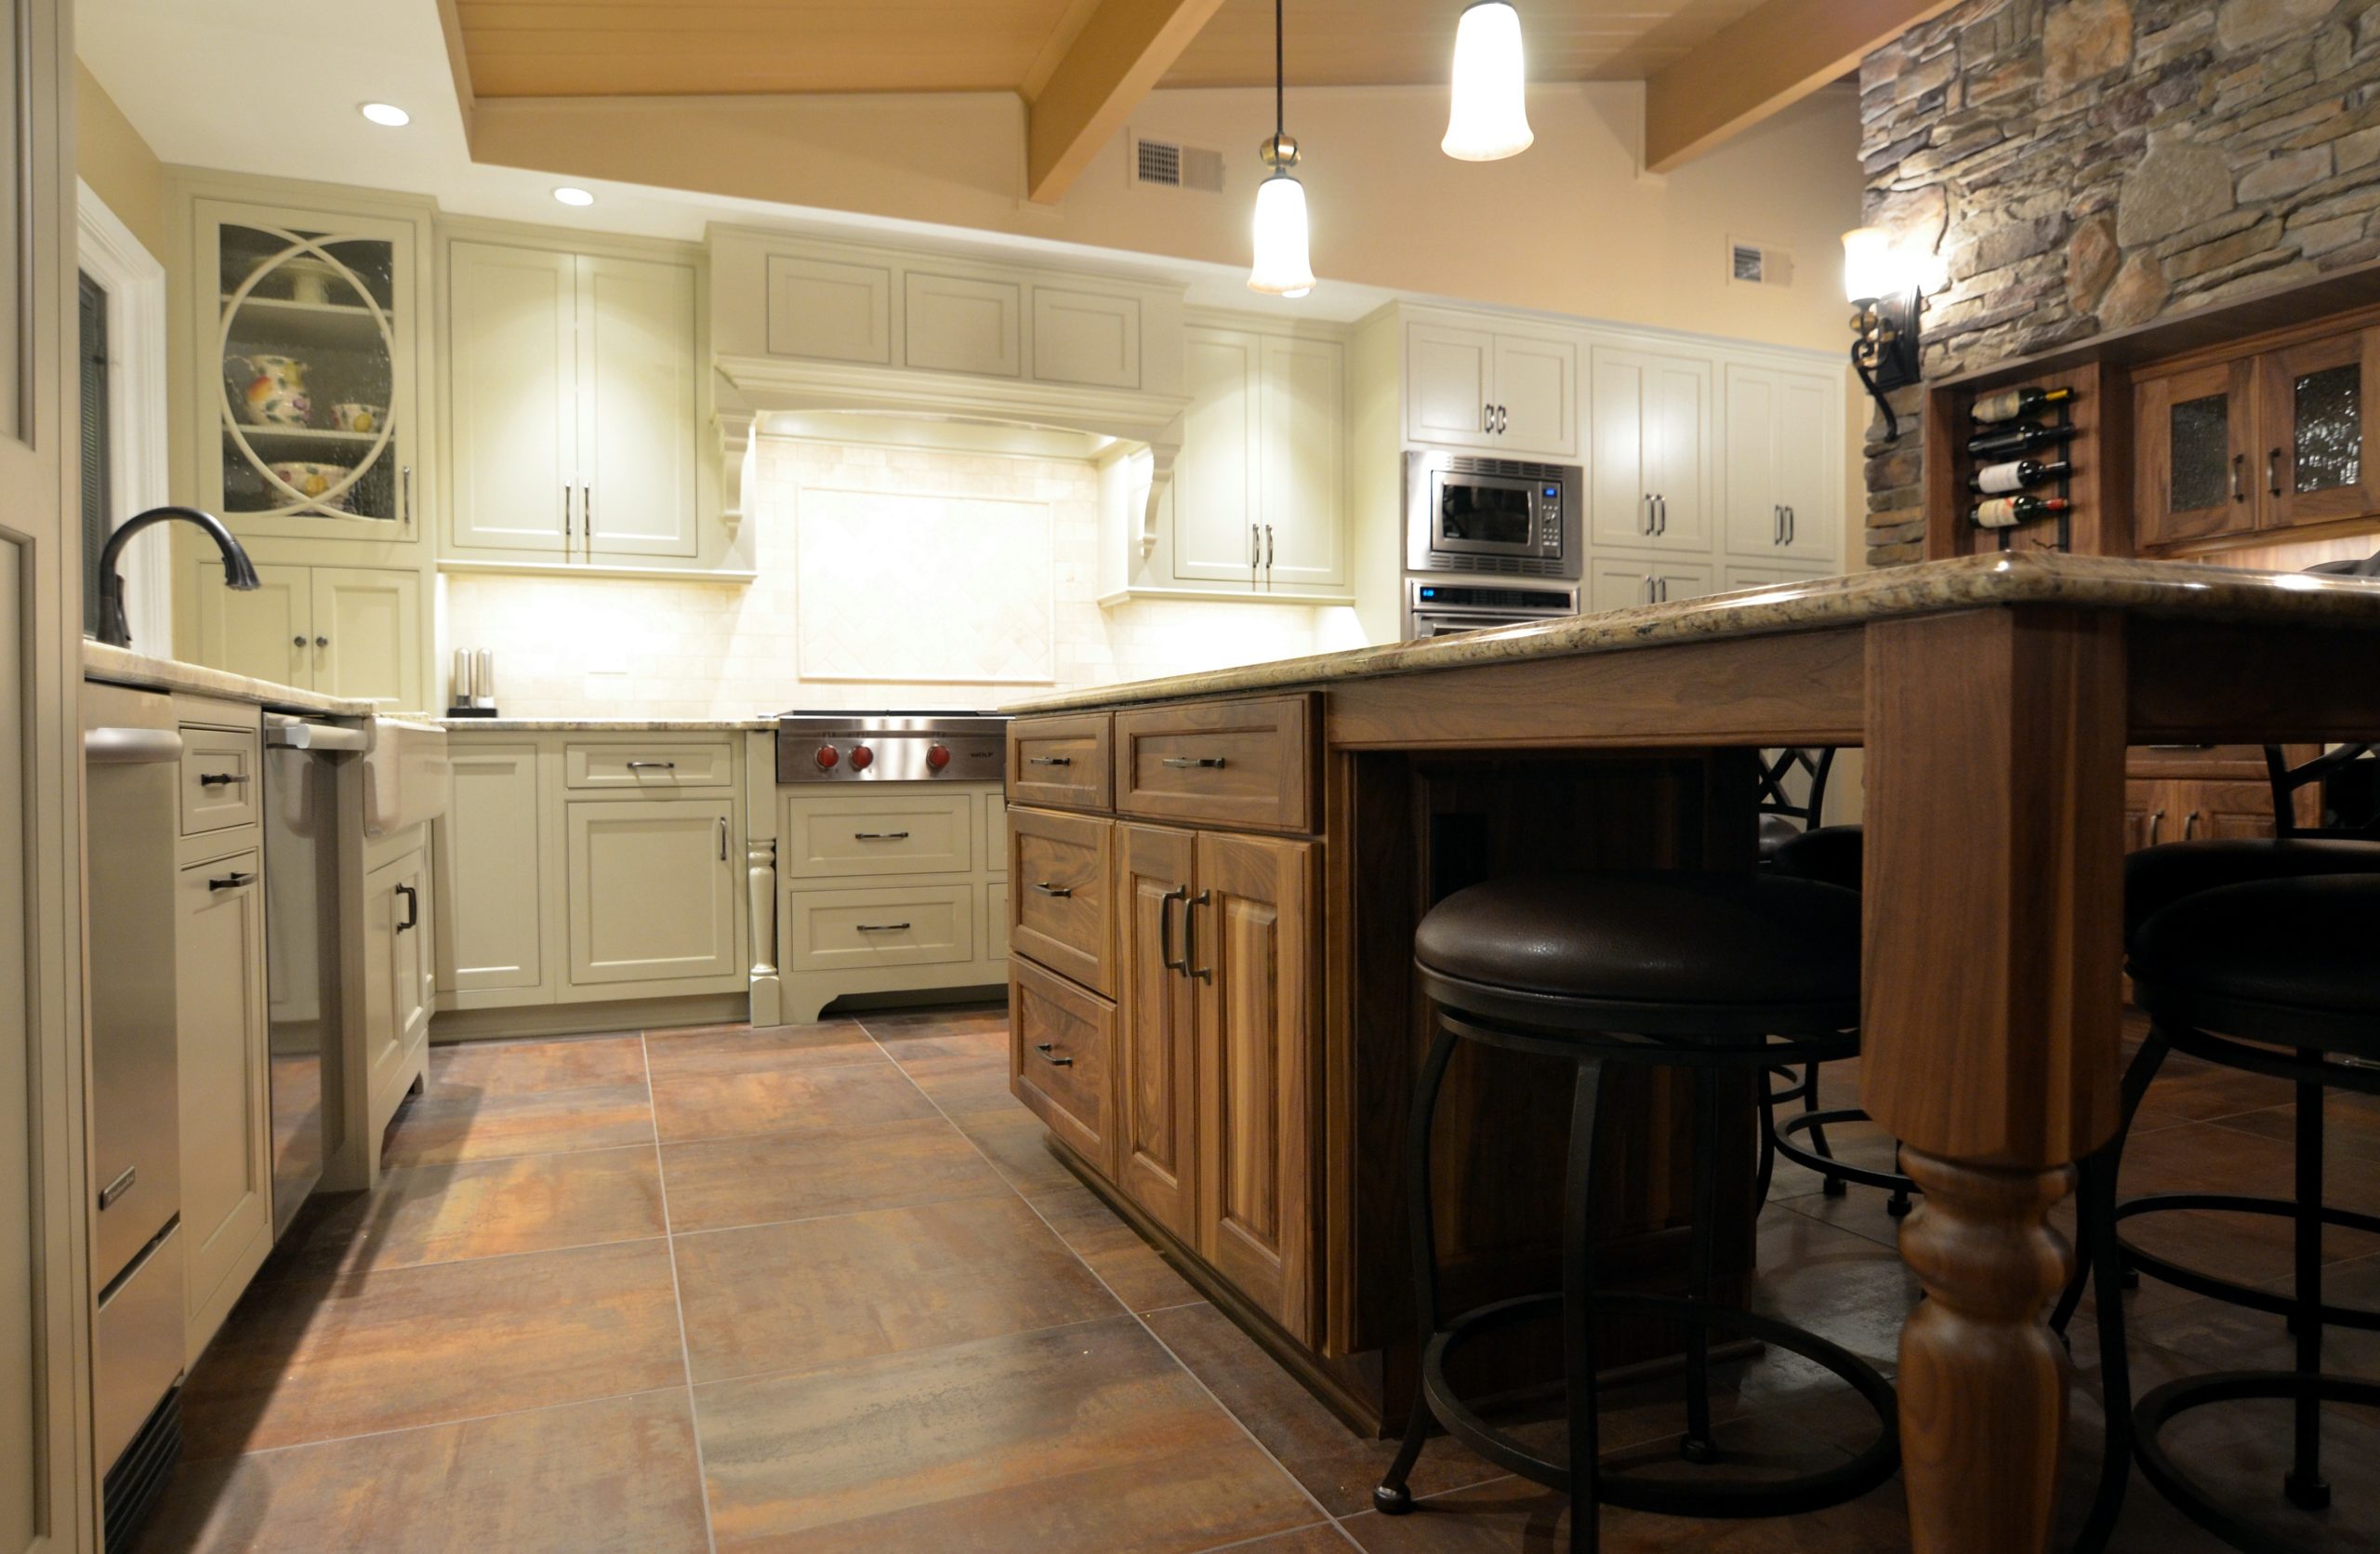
[1404,451,1581,579]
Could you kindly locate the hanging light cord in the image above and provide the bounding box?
[1274,0,1286,145]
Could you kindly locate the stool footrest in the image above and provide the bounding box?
[1772,1107,1918,1198]
[2115,1194,2380,1332]
[1417,1291,1898,1521]
[2131,1369,2380,1554]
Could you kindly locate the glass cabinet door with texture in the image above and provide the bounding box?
[201,202,418,540]
[2259,325,2380,533]
[2135,361,2254,549]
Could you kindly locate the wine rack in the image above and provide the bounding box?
[1923,360,2129,561]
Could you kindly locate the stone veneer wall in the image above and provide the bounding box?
[1858,0,2380,565]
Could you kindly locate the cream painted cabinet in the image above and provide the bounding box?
[1170,323,1346,594]
[566,799,739,985]
[1722,362,1842,565]
[175,849,270,1360]
[433,743,545,994]
[1589,556,1716,611]
[363,844,430,1136]
[190,559,422,706]
[445,240,700,561]
[1406,318,1579,459]
[1590,345,1712,553]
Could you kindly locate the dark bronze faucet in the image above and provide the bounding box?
[96,506,259,650]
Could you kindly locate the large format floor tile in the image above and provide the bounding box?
[659,1114,1009,1233]
[644,1020,884,1079]
[948,1103,1079,1195]
[180,1239,686,1457]
[266,1147,666,1279]
[694,1315,1320,1553]
[1030,1179,1203,1314]
[381,1079,655,1168]
[142,1389,710,1554]
[673,1195,1117,1383]
[649,1057,937,1143]
[426,1034,649,1092]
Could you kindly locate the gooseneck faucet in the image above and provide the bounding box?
[97,506,259,650]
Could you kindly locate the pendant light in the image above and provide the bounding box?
[1444,1,1533,161]
[1248,0,1316,298]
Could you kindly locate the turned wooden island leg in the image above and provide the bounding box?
[1861,608,2129,1554]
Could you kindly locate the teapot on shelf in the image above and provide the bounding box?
[226,352,311,428]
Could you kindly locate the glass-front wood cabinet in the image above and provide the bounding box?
[2136,324,2380,550]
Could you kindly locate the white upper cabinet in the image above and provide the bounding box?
[1034,288,1143,390]
[1404,315,1577,459]
[903,272,1022,379]
[444,238,700,562]
[1590,344,1711,553]
[765,255,892,364]
[1168,323,1346,596]
[190,560,422,708]
[1722,362,1841,565]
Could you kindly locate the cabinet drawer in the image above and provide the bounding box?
[783,792,973,878]
[1008,713,1111,812]
[178,724,260,835]
[1011,957,1113,1171]
[1009,806,1114,996]
[1115,696,1315,832]
[564,740,735,790]
[983,792,1009,874]
[785,883,973,973]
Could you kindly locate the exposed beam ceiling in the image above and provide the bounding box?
[1643,0,1959,173]
[1026,0,1232,205]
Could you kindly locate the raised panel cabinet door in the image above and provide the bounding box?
[1010,955,1116,1172]
[2122,778,2169,852]
[1032,287,1141,390]
[1117,824,1198,1240]
[1646,352,1714,551]
[433,744,545,993]
[2258,325,2380,532]
[390,851,431,1064]
[191,560,311,689]
[1256,334,1347,590]
[578,255,700,558]
[1191,830,1316,1344]
[2137,360,2256,549]
[903,272,1022,378]
[309,566,422,708]
[359,854,402,1114]
[1653,561,1717,604]
[1172,326,1261,584]
[1009,805,1116,996]
[445,241,575,553]
[1589,557,1661,612]
[765,255,892,365]
[1773,369,1841,564]
[176,852,271,1360]
[566,799,739,985]
[1491,332,1579,458]
[1721,364,1781,557]
[1589,346,1656,548]
[1405,321,1495,447]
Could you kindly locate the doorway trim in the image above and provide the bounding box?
[75,178,169,650]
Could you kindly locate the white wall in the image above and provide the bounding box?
[442,433,1331,719]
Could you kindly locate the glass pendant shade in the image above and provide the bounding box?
[1249,170,1316,298]
[1842,226,1895,303]
[1444,1,1533,161]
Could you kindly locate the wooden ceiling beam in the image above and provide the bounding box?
[1025,0,1229,206]
[1643,0,1957,174]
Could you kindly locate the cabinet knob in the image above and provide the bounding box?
[292,635,307,647]
[315,635,329,648]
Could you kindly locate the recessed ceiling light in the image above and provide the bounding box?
[359,102,410,127]
[553,187,596,207]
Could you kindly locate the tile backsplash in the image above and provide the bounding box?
[441,436,1343,718]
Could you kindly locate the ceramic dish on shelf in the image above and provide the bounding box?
[227,353,311,427]
[329,403,385,434]
[279,257,344,305]
[266,461,353,511]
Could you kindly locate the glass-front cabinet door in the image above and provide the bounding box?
[2135,360,2254,549]
[198,199,420,540]
[2260,325,2380,533]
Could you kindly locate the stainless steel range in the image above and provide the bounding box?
[775,711,1009,784]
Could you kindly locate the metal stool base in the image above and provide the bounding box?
[2131,1370,2380,1554]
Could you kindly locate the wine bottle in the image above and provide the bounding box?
[1969,458,2074,495]
[1972,385,2076,424]
[1966,421,2081,459]
[1972,495,2071,529]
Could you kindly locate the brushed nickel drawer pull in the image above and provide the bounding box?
[856,922,910,933]
[208,870,256,892]
[1031,881,1072,897]
[197,771,250,787]
[1026,755,1073,766]
[99,1166,137,1210]
[853,830,910,841]
[626,760,677,771]
[1160,756,1228,770]
[1033,1042,1074,1068]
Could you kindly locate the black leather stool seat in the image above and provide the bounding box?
[1765,824,1865,894]
[2123,838,2380,947]
[2132,872,2380,1053]
[1414,872,1860,1029]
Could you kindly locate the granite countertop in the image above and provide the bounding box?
[1004,553,2380,714]
[440,717,776,732]
[83,642,376,717]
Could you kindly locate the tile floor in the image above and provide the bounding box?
[139,1007,2380,1552]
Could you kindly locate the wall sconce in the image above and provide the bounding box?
[1843,227,1923,442]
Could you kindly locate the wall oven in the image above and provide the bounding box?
[1405,450,1581,578]
[1404,579,1581,641]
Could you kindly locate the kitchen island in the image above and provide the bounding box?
[999,551,2380,1554]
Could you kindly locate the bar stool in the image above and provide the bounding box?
[2059,873,2380,1554]
[1371,871,1899,1553]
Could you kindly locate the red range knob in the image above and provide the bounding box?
[925,743,952,771]
[848,745,874,771]
[814,744,840,770]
